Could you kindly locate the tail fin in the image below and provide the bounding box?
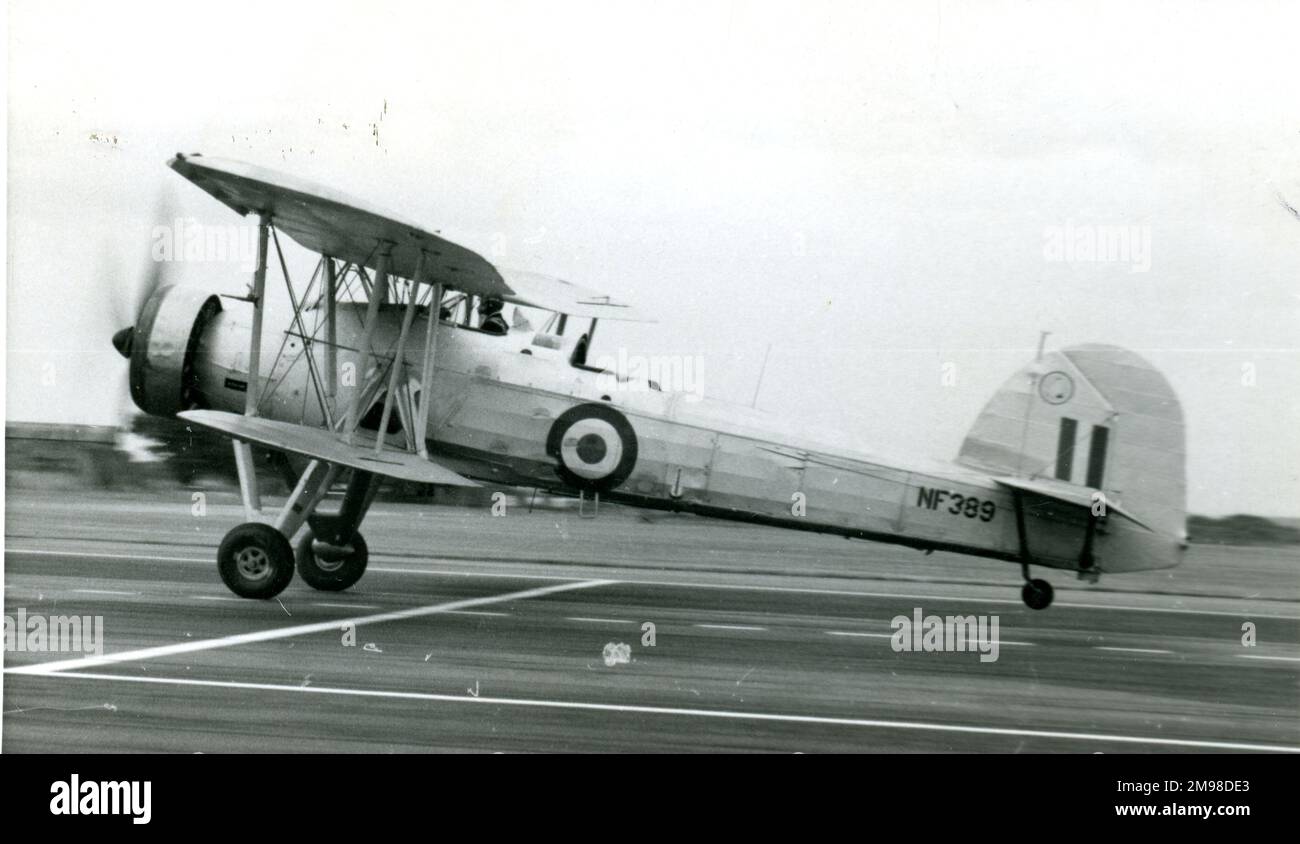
[957,344,1186,545]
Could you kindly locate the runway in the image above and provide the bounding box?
[4,490,1299,752]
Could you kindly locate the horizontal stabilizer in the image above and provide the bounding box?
[178,410,479,487]
[992,476,1152,531]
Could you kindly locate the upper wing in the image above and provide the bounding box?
[992,475,1153,531]
[168,153,511,300]
[501,270,653,322]
[179,409,479,487]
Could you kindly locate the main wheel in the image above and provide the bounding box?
[1021,578,1054,610]
[217,522,295,599]
[295,529,368,592]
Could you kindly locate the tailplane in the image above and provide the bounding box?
[957,344,1187,571]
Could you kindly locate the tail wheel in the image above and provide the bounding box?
[1022,578,1054,610]
[295,529,368,592]
[218,522,295,599]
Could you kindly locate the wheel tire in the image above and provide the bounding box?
[217,522,295,599]
[295,529,368,592]
[1022,578,1054,610]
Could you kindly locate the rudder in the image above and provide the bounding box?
[956,344,1187,547]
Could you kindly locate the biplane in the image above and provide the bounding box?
[111,153,1188,609]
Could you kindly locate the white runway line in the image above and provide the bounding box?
[695,624,767,632]
[1094,647,1174,655]
[567,617,633,624]
[372,567,577,582]
[13,546,1300,620]
[826,631,893,638]
[1237,654,1300,663]
[72,589,139,596]
[25,670,1300,754]
[448,610,509,617]
[14,549,208,564]
[4,579,614,677]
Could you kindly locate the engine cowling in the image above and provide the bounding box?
[127,285,223,416]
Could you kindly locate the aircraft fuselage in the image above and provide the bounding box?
[188,299,1182,579]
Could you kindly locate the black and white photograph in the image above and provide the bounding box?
[1,0,1297,811]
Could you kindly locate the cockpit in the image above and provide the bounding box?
[311,263,634,377]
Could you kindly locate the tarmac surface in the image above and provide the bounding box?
[4,490,1298,752]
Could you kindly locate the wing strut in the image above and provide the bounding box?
[414,281,444,459]
[271,227,333,429]
[344,247,392,445]
[374,252,426,453]
[324,257,338,398]
[232,211,272,519]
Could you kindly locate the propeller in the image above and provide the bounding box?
[111,190,180,360]
[102,190,185,460]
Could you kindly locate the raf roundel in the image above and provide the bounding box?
[546,404,639,492]
[1038,371,1075,405]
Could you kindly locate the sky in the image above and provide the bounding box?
[5,0,1299,515]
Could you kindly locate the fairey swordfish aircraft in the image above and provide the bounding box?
[110,154,1188,609]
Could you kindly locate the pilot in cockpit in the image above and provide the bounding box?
[478,297,509,335]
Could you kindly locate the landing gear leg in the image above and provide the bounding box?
[1013,489,1054,610]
